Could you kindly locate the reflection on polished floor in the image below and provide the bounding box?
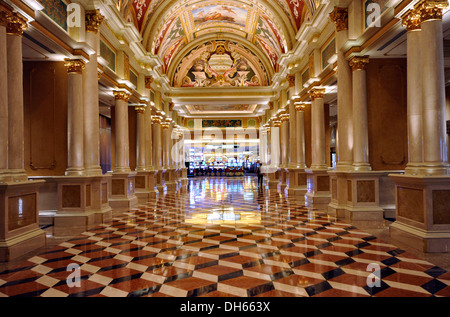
[1,176,450,297]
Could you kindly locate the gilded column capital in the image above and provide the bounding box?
[113,91,130,103]
[295,103,306,112]
[6,12,27,36]
[417,0,448,22]
[273,120,281,128]
[349,56,370,71]
[85,10,104,33]
[402,9,422,31]
[329,7,348,32]
[64,59,85,74]
[161,120,171,130]
[280,113,290,123]
[0,10,11,27]
[309,88,326,101]
[135,106,146,114]
[152,116,162,124]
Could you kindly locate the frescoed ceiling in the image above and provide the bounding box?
[118,0,320,85]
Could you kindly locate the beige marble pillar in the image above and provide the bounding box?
[349,56,371,171]
[310,88,327,170]
[330,7,353,171]
[83,10,104,176]
[153,116,162,169]
[419,1,448,175]
[145,109,154,170]
[403,10,424,174]
[135,106,147,172]
[64,60,86,176]
[6,12,27,180]
[162,120,171,169]
[288,102,297,168]
[113,91,131,173]
[0,11,8,180]
[295,103,307,169]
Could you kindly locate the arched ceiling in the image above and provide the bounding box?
[118,0,320,86]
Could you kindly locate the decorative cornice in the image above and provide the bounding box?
[113,91,130,102]
[349,56,370,71]
[85,10,104,34]
[6,12,27,36]
[309,88,326,101]
[64,59,85,74]
[329,7,348,32]
[417,0,448,22]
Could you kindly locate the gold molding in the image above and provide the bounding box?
[402,9,422,31]
[152,116,162,124]
[135,106,146,114]
[349,56,369,71]
[64,59,85,74]
[113,91,130,102]
[418,0,449,21]
[6,12,27,36]
[309,88,326,101]
[85,10,104,34]
[329,7,348,32]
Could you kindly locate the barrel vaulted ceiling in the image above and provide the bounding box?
[117,0,320,88]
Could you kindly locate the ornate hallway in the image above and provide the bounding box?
[1,177,449,297]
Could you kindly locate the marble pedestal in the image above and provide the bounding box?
[0,180,46,262]
[285,168,307,199]
[389,174,450,253]
[265,171,280,191]
[155,170,167,194]
[179,168,188,192]
[279,169,288,191]
[30,175,112,236]
[108,172,138,211]
[343,172,384,228]
[165,169,177,192]
[305,169,331,210]
[135,170,158,203]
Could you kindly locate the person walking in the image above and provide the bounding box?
[256,162,263,188]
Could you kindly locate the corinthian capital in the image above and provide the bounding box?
[329,7,348,32]
[85,10,104,33]
[6,12,27,36]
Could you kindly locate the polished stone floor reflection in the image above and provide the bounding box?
[1,176,450,297]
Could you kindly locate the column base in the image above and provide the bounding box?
[155,170,167,193]
[0,180,46,262]
[305,169,331,210]
[179,168,189,193]
[135,170,158,203]
[108,171,138,211]
[264,171,280,191]
[165,168,177,192]
[29,175,112,237]
[389,173,450,253]
[285,168,307,199]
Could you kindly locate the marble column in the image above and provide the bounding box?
[295,103,307,169]
[109,91,137,209]
[0,11,8,181]
[83,10,104,176]
[267,119,281,190]
[64,60,86,176]
[0,12,46,261]
[280,113,289,190]
[349,56,371,171]
[306,88,330,208]
[419,1,448,175]
[153,115,166,192]
[163,119,176,191]
[403,10,424,174]
[144,106,157,197]
[330,7,353,171]
[390,1,450,253]
[310,88,327,170]
[113,91,131,173]
[135,106,147,172]
[6,12,27,180]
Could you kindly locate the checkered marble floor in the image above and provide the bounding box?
[1,176,450,297]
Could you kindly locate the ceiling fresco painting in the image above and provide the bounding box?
[118,0,319,87]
